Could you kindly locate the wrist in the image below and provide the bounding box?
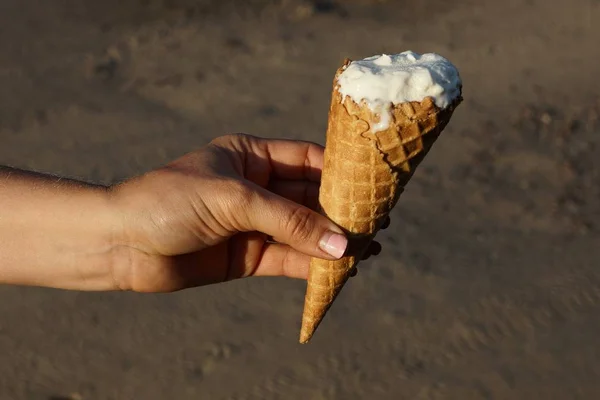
[105,186,136,291]
[105,179,162,292]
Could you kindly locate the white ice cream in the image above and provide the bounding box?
[337,51,462,132]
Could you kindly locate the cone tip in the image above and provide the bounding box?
[299,317,318,344]
[299,332,312,344]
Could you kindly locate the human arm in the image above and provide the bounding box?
[0,135,381,292]
[0,167,121,290]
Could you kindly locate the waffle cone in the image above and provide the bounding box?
[299,60,462,343]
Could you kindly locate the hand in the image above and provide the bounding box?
[110,134,385,292]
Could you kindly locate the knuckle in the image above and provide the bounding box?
[284,206,316,242]
[203,178,254,230]
[212,133,251,147]
[227,132,250,144]
[209,135,227,146]
[222,179,253,212]
[233,180,254,202]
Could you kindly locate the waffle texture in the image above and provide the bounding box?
[300,60,462,343]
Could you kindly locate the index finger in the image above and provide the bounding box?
[251,243,310,280]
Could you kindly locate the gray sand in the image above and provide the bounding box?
[1,0,599,398]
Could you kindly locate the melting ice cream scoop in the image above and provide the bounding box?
[337,51,462,132]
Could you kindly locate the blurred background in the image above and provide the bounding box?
[0,0,599,398]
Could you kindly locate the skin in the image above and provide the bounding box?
[0,134,384,293]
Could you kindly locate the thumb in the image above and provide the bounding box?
[237,183,347,260]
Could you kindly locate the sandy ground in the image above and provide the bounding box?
[1,0,600,398]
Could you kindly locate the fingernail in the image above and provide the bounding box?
[319,231,348,259]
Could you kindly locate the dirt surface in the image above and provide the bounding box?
[1,0,600,399]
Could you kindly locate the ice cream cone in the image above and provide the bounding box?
[299,60,462,343]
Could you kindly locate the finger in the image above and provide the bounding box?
[369,240,382,256]
[361,241,382,260]
[249,136,325,181]
[268,180,320,211]
[225,231,268,281]
[226,233,310,280]
[381,216,391,229]
[250,242,310,280]
[238,182,347,260]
